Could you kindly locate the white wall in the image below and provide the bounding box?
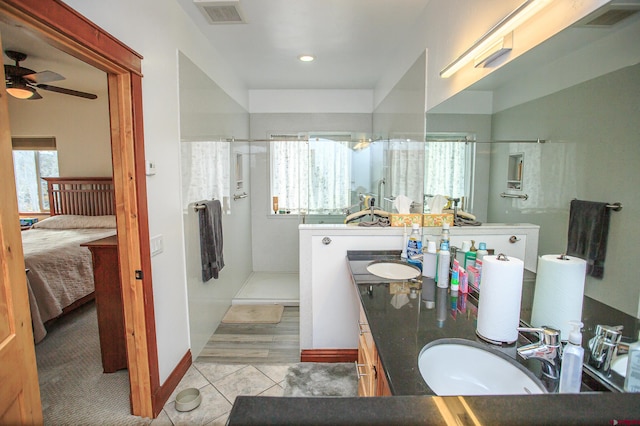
[374,0,612,111]
[8,78,112,177]
[488,63,640,317]
[61,0,248,383]
[178,52,251,358]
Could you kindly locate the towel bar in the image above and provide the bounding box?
[570,199,622,212]
[194,204,206,212]
[233,192,248,201]
[500,192,529,200]
[606,202,622,212]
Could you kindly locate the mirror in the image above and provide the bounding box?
[426,7,640,390]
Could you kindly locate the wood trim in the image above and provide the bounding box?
[0,0,160,419]
[0,0,142,75]
[153,350,192,416]
[108,72,152,417]
[300,349,358,363]
[131,72,160,401]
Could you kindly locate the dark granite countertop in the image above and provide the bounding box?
[227,250,640,425]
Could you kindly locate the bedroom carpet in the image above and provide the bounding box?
[35,302,150,426]
[221,304,284,324]
[282,363,358,397]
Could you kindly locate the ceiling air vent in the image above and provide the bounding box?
[575,0,640,27]
[194,0,246,24]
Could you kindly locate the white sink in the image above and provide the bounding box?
[611,355,628,377]
[418,339,547,396]
[366,260,420,280]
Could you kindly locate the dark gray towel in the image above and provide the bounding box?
[566,200,610,278]
[198,200,224,281]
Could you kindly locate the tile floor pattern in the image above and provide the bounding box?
[151,362,294,425]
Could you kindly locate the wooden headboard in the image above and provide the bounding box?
[43,177,115,216]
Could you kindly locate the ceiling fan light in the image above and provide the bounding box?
[6,82,36,99]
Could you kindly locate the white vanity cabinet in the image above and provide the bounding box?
[299,223,539,351]
[300,229,404,350]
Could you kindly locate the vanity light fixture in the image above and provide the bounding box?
[440,0,553,78]
[474,32,513,68]
[298,54,315,62]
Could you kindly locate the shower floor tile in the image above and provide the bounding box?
[233,272,299,306]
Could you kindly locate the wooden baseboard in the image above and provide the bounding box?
[300,349,358,363]
[152,350,191,417]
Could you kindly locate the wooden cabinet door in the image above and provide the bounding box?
[357,335,376,396]
[0,32,43,424]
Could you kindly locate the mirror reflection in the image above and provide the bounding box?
[426,6,640,392]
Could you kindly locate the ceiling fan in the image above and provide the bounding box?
[3,50,97,100]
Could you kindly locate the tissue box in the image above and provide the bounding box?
[422,213,454,227]
[390,214,423,227]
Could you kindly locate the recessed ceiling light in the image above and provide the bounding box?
[298,55,315,62]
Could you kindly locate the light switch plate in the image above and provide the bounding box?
[146,160,157,176]
[150,235,163,256]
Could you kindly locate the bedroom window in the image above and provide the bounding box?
[270,136,351,215]
[12,137,59,213]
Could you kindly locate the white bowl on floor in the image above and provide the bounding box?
[175,388,202,412]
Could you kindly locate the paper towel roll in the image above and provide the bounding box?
[530,254,587,341]
[476,254,524,344]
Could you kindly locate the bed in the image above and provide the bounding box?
[23,177,117,343]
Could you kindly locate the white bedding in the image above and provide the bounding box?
[23,215,116,343]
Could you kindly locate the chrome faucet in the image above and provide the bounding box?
[588,324,623,374]
[516,326,562,380]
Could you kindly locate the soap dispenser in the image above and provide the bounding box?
[624,331,640,392]
[559,320,584,393]
[464,240,477,269]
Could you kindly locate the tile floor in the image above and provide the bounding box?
[152,362,295,425]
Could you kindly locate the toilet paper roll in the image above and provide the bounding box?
[531,254,587,341]
[476,254,524,344]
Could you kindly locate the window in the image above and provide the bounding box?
[424,141,469,199]
[12,137,59,213]
[270,136,351,215]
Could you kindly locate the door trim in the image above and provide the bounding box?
[0,0,161,418]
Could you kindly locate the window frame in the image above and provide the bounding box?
[268,133,354,217]
[12,137,59,214]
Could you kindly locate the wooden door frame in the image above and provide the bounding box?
[0,0,163,418]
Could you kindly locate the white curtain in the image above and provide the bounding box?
[181,140,230,211]
[307,139,351,214]
[424,142,467,199]
[270,138,351,214]
[387,140,425,208]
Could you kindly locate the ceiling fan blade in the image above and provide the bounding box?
[28,90,43,100]
[36,84,97,100]
[23,70,65,84]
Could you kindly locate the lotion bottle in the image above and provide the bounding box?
[559,321,584,393]
[436,241,450,289]
[422,240,438,278]
[401,224,408,260]
[440,222,450,247]
[476,242,488,262]
[624,332,640,392]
